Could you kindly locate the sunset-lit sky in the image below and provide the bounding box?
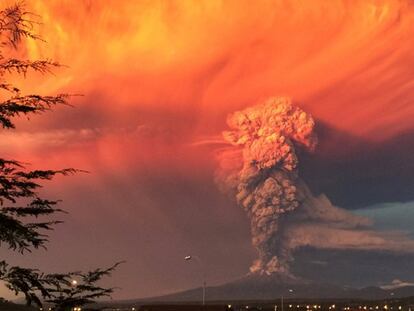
[2,0,414,300]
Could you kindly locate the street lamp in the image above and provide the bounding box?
[184,255,206,306]
[280,289,294,311]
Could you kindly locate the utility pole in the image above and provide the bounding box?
[184,255,206,306]
[202,280,206,306]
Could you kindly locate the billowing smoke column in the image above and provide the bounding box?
[219,97,317,276]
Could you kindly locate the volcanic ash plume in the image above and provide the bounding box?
[218,97,317,276]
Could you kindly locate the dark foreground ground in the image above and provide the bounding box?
[96,296,414,311]
[3,296,414,311]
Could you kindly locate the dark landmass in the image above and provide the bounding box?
[134,275,414,301]
[94,275,414,309]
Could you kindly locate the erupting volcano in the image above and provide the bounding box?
[217,96,414,278]
[217,97,316,276]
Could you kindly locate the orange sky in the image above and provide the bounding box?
[7,0,414,137]
[4,0,414,234]
[1,0,412,174]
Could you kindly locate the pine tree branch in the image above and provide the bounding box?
[0,94,71,129]
[0,2,41,48]
[0,58,61,76]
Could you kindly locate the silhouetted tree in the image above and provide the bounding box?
[0,3,120,310]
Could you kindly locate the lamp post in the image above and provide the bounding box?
[184,255,206,306]
[280,289,294,311]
